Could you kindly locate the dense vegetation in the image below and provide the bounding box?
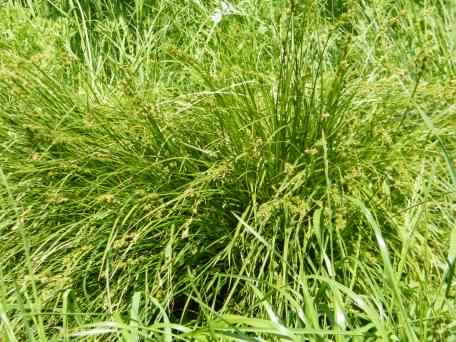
[1,0,455,340]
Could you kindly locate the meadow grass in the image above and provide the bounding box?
[1,0,456,340]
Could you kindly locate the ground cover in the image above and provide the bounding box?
[1,0,456,340]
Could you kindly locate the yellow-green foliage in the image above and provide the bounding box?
[1,1,455,341]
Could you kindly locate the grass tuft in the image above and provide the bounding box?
[1,0,456,340]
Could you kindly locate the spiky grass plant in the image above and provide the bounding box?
[1,0,456,340]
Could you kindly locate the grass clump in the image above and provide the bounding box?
[1,0,456,340]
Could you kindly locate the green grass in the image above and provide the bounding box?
[1,0,456,340]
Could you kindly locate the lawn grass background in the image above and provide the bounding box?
[1,0,456,340]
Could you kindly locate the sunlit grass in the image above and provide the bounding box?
[1,0,456,340]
